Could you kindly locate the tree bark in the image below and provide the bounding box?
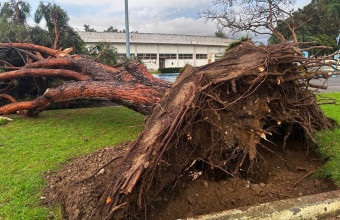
[0,43,171,116]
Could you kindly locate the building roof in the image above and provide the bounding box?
[78,32,232,46]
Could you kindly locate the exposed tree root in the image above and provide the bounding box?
[88,41,335,219]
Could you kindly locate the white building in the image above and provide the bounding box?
[78,32,233,71]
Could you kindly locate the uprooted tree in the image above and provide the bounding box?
[1,0,340,219]
[2,33,339,220]
[87,1,338,219]
[2,40,338,220]
[84,40,337,219]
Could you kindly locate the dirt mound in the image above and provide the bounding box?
[43,143,131,219]
[43,141,338,220]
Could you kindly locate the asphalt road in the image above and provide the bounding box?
[310,76,340,93]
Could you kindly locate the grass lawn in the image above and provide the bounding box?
[315,92,340,185]
[0,106,145,219]
[0,93,339,219]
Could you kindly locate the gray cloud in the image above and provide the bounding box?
[70,14,218,36]
[27,0,311,38]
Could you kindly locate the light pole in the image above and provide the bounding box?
[125,0,131,59]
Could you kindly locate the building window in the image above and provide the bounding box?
[159,54,177,59]
[137,53,157,59]
[178,54,193,59]
[196,54,208,59]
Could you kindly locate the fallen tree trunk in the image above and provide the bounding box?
[0,43,171,116]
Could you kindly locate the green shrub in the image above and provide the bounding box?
[158,67,182,73]
[223,35,250,57]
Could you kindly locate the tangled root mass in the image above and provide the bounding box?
[70,41,336,219]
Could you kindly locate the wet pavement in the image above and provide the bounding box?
[311,76,340,93]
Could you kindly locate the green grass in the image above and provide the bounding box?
[315,92,340,185]
[0,93,339,219]
[149,70,160,74]
[0,106,145,219]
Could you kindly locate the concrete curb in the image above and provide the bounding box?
[184,190,340,220]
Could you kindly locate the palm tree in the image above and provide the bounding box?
[34,2,69,49]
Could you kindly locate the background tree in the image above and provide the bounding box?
[0,0,30,24]
[268,0,340,54]
[201,0,296,43]
[1,0,85,106]
[87,42,118,66]
[0,0,31,43]
[33,2,85,53]
[34,2,69,49]
[104,26,139,33]
[83,24,97,32]
[0,1,85,53]
[214,30,228,38]
[104,26,118,33]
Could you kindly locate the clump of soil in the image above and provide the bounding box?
[43,140,338,220]
[150,141,338,219]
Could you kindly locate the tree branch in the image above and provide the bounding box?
[0,68,90,81]
[0,43,59,57]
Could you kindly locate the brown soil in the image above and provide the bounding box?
[43,140,338,220]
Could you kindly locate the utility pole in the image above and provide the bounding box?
[125,0,131,58]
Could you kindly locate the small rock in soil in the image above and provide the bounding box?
[97,168,105,175]
[202,180,209,188]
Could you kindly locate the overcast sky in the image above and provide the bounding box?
[22,0,311,40]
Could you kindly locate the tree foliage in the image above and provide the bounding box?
[0,0,30,24]
[87,42,118,67]
[214,30,227,38]
[268,0,340,54]
[34,1,80,50]
[104,26,118,33]
[0,0,31,44]
[201,0,295,43]
[0,0,86,103]
[84,24,97,32]
[0,1,85,53]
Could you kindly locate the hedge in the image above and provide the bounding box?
[158,67,182,73]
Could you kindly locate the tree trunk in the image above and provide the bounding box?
[0,43,171,116]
